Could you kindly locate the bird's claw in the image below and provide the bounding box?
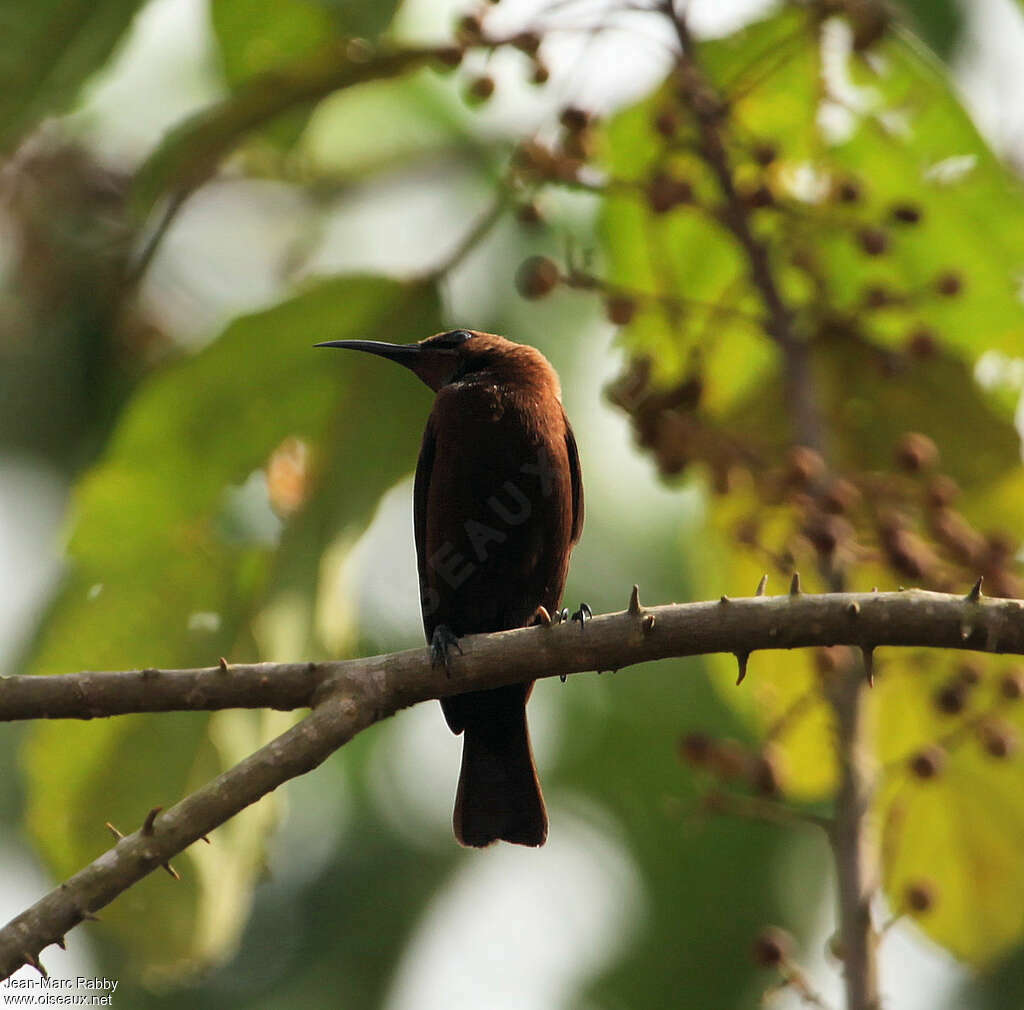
[556,607,569,624]
[430,624,462,677]
[571,603,593,629]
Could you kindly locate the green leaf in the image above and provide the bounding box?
[0,0,145,151]
[131,46,438,218]
[876,651,1024,963]
[891,0,963,58]
[21,276,441,978]
[211,0,336,89]
[300,68,480,181]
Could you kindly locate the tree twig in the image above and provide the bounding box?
[2,584,1022,977]
[3,588,1022,724]
[660,2,823,452]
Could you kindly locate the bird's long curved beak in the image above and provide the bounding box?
[315,339,458,391]
[315,339,424,362]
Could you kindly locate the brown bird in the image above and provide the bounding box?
[317,329,584,846]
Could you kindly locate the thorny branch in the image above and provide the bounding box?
[661,0,823,454]
[2,583,1023,979]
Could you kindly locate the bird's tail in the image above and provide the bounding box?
[452,684,547,847]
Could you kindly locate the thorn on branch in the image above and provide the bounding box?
[735,651,750,686]
[218,656,229,672]
[105,822,124,842]
[756,574,768,596]
[23,951,46,978]
[628,584,641,615]
[142,807,162,836]
[966,577,984,603]
[720,594,731,604]
[862,646,875,688]
[789,572,802,596]
[161,862,181,881]
[54,936,66,951]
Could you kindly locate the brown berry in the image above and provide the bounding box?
[857,226,889,256]
[905,326,938,358]
[925,475,959,508]
[905,880,937,915]
[653,108,679,138]
[646,171,693,213]
[999,668,1024,700]
[980,720,1019,759]
[895,432,939,472]
[837,178,862,203]
[531,61,550,85]
[744,183,774,209]
[934,680,968,715]
[752,926,793,967]
[559,106,590,132]
[678,731,714,766]
[863,285,892,309]
[935,271,963,296]
[822,477,861,514]
[605,295,636,326]
[957,660,983,686]
[455,13,484,46]
[435,47,463,69]
[908,745,946,780]
[511,31,541,56]
[515,201,543,226]
[465,75,495,104]
[785,445,825,488]
[515,256,559,299]
[890,202,923,225]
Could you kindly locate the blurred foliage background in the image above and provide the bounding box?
[3,0,1024,1007]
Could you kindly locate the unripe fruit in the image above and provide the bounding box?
[515,256,559,299]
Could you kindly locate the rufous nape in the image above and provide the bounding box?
[317,329,585,846]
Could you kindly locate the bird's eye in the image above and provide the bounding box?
[434,329,474,348]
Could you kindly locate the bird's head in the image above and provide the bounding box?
[316,329,558,395]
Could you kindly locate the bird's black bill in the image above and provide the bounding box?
[314,339,425,363]
[315,338,460,391]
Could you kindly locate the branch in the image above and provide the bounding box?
[661,3,824,452]
[2,583,1021,977]
[0,662,326,721]
[3,587,1021,723]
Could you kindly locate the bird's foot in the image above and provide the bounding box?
[556,607,569,624]
[533,606,553,628]
[430,624,463,677]
[571,603,593,629]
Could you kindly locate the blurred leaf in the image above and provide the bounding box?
[815,24,1024,366]
[21,276,441,978]
[891,0,963,59]
[600,8,1024,416]
[724,332,1021,489]
[132,46,440,218]
[0,0,145,151]
[212,0,336,88]
[300,68,481,181]
[210,0,404,149]
[876,652,1024,963]
[692,475,839,799]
